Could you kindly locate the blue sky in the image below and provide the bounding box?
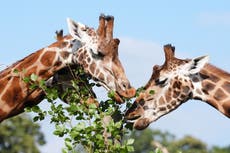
[1,1,230,152]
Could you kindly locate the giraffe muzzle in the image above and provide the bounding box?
[133,118,150,130]
[125,101,143,120]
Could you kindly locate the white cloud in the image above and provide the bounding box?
[197,12,230,26]
[119,37,164,87]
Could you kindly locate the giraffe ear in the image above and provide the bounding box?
[188,55,209,74]
[67,18,86,40]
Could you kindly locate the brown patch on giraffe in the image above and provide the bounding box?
[166,104,172,109]
[196,89,202,95]
[182,86,190,94]
[87,57,91,63]
[61,42,69,48]
[165,91,172,102]
[38,69,47,76]
[1,77,23,106]
[27,66,38,76]
[0,78,8,93]
[159,107,167,111]
[209,74,220,83]
[82,60,88,68]
[98,73,105,81]
[89,62,96,74]
[222,81,230,94]
[173,90,180,98]
[172,81,181,89]
[41,51,56,67]
[37,69,52,78]
[0,69,11,79]
[60,51,70,60]
[159,97,165,105]
[54,61,63,68]
[202,81,215,92]
[95,69,100,76]
[78,52,84,62]
[206,99,219,110]
[171,100,177,106]
[17,51,42,70]
[179,94,187,100]
[214,88,227,101]
[222,101,230,117]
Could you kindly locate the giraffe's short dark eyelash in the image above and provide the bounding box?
[155,78,168,86]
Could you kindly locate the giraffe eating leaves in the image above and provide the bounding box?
[125,44,230,130]
[0,15,136,122]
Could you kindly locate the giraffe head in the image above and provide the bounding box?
[125,44,209,130]
[66,15,136,103]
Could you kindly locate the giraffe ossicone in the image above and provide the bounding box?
[0,15,136,121]
[125,44,230,130]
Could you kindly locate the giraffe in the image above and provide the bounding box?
[125,44,230,130]
[0,15,136,122]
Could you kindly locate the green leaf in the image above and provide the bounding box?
[64,139,72,150]
[127,138,134,145]
[23,77,30,83]
[33,116,39,122]
[31,106,41,113]
[62,148,68,153]
[155,148,163,153]
[24,107,32,112]
[89,103,97,109]
[53,125,66,137]
[127,146,134,152]
[30,73,38,81]
[149,90,155,95]
[13,69,19,74]
[76,122,86,131]
[29,84,38,90]
[108,90,115,99]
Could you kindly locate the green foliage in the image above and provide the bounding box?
[23,68,230,153]
[210,145,230,153]
[169,135,208,153]
[25,67,135,153]
[0,114,45,153]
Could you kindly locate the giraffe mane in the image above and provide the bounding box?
[204,63,230,79]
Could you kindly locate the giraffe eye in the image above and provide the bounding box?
[155,78,168,86]
[90,49,105,60]
[97,51,105,58]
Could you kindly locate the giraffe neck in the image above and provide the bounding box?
[192,64,230,118]
[0,35,80,121]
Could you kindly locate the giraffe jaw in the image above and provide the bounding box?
[125,100,153,130]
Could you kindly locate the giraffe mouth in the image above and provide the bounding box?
[95,80,136,103]
[125,107,150,130]
[125,101,143,121]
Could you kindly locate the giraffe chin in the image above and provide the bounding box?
[133,118,150,130]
